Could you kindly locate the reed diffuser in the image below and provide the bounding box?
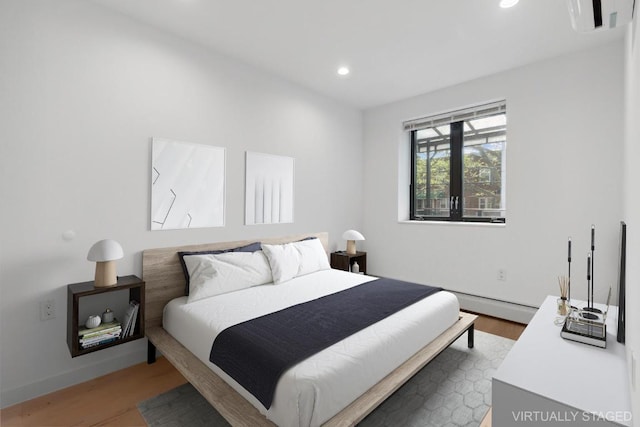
[557,276,570,316]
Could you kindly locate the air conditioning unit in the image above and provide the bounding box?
[567,0,636,32]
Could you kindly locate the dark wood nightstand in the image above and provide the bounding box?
[330,251,367,274]
[67,275,145,357]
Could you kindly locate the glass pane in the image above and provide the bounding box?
[468,114,506,131]
[414,129,450,218]
[416,128,439,139]
[462,113,506,219]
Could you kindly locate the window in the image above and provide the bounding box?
[406,101,506,223]
[478,197,493,210]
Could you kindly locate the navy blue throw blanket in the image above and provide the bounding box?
[209,277,442,409]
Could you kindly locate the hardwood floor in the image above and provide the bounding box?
[0,357,187,427]
[472,312,526,341]
[0,313,525,426]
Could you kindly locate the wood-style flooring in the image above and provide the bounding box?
[0,313,525,427]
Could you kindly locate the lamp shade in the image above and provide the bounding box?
[87,239,123,287]
[342,230,365,241]
[87,239,123,262]
[342,230,365,255]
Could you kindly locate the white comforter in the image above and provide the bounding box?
[163,269,459,427]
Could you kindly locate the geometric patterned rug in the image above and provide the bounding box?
[137,330,514,427]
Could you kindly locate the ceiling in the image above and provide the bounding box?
[91,0,626,109]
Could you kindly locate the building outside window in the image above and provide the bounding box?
[406,100,506,223]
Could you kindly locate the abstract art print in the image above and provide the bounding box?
[245,152,294,225]
[151,138,225,230]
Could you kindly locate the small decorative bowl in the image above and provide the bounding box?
[85,315,101,329]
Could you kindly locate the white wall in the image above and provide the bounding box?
[362,42,624,313]
[623,11,640,419]
[0,0,363,407]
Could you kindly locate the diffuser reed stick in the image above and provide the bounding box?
[558,276,569,300]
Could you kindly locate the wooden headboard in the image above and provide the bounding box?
[142,232,329,330]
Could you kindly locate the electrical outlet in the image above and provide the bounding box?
[497,269,506,281]
[40,299,55,321]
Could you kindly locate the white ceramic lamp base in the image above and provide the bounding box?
[346,240,357,255]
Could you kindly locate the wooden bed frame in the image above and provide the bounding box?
[142,232,477,427]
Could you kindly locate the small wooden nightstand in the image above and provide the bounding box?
[330,251,367,274]
[67,275,145,357]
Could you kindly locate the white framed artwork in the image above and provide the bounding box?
[245,152,294,225]
[151,138,225,230]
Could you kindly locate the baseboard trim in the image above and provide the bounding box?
[1,348,146,409]
[452,291,538,324]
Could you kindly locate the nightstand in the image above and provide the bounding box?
[67,275,145,357]
[330,251,367,274]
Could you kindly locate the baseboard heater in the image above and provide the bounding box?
[451,291,538,324]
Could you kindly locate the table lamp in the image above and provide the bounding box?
[87,239,124,287]
[342,229,365,255]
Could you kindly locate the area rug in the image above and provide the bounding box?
[137,330,514,427]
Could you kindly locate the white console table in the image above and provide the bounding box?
[493,295,631,426]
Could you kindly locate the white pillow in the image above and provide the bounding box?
[260,243,301,285]
[261,238,330,284]
[183,251,273,303]
[296,238,332,276]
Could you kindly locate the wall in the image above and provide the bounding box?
[623,10,640,420]
[362,42,624,317]
[0,0,363,407]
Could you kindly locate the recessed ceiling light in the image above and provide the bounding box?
[337,67,350,76]
[499,0,519,8]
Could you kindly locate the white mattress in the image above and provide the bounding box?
[163,269,459,427]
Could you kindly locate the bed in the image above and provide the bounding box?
[142,232,476,426]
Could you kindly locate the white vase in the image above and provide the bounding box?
[102,308,114,323]
[85,315,101,329]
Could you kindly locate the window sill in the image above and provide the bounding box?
[398,220,506,228]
